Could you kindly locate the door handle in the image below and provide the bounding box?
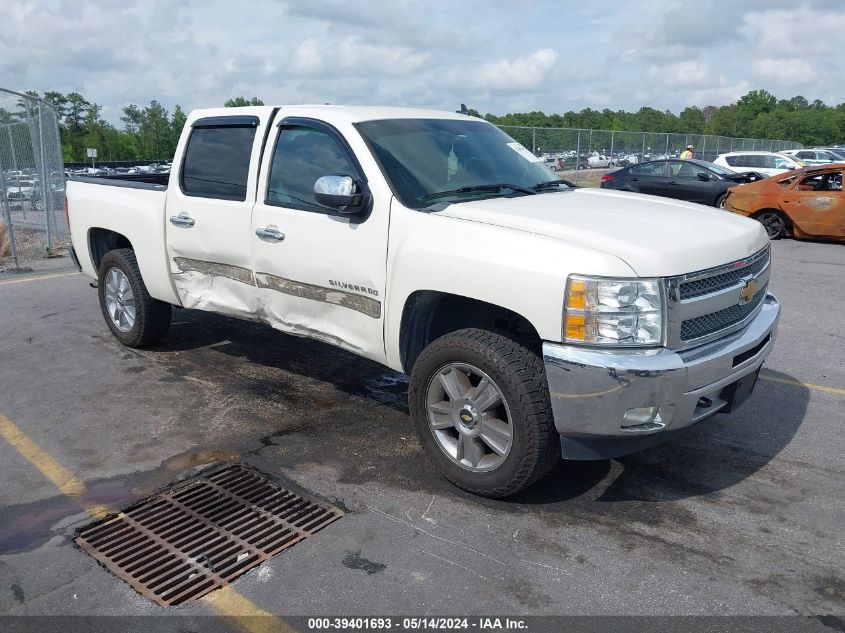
[169,213,195,228]
[255,226,286,242]
[668,180,678,185]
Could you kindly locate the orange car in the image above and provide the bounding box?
[723,164,844,241]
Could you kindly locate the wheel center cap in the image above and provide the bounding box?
[458,405,479,429]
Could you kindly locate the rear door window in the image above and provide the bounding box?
[631,162,665,176]
[181,125,257,201]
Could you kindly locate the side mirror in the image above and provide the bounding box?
[314,175,368,214]
[697,172,711,182]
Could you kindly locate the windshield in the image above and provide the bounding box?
[355,118,561,208]
[691,159,735,176]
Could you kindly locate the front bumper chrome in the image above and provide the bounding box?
[543,293,780,459]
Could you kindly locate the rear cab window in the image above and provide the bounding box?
[180,116,260,201]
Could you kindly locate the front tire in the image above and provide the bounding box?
[98,248,171,348]
[715,193,728,208]
[753,209,789,239]
[409,329,559,498]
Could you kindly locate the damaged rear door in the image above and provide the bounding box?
[781,168,845,237]
[250,116,389,361]
[165,112,270,317]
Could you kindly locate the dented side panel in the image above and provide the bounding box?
[164,107,276,318]
[249,114,392,363]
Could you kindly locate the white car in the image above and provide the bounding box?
[65,105,779,498]
[781,149,845,166]
[587,154,615,168]
[713,151,803,177]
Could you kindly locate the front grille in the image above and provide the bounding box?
[680,249,770,300]
[681,288,765,341]
[76,464,342,606]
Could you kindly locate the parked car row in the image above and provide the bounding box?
[598,157,843,242]
[782,148,845,166]
[67,163,172,178]
[599,159,764,208]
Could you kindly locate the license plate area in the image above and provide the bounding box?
[719,366,761,413]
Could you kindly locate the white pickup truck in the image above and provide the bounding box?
[66,105,779,498]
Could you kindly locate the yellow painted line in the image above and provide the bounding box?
[0,413,86,496]
[760,373,845,397]
[0,271,80,286]
[204,586,298,633]
[0,410,295,632]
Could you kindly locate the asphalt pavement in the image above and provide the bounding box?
[0,239,843,629]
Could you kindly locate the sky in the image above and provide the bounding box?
[1,0,843,125]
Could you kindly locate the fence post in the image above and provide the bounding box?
[6,126,18,171]
[575,130,581,185]
[642,133,646,160]
[701,136,706,161]
[610,131,614,160]
[532,128,536,156]
[35,104,54,253]
[0,160,20,269]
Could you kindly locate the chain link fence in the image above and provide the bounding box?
[499,125,803,185]
[0,87,67,272]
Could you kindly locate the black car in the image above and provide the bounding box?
[600,159,764,207]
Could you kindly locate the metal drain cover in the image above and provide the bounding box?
[76,464,342,606]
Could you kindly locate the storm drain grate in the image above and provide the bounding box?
[75,464,342,606]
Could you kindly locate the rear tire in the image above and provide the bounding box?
[753,209,790,239]
[409,329,559,498]
[98,248,171,348]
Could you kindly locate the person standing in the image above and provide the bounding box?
[680,144,694,160]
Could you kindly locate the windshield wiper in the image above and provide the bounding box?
[422,183,536,200]
[533,179,576,191]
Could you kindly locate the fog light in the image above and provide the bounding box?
[621,407,665,431]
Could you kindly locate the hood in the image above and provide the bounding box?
[437,188,769,277]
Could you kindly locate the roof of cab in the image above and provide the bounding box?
[187,105,476,125]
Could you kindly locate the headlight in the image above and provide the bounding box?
[564,276,664,346]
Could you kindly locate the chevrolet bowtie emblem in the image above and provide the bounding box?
[739,278,758,304]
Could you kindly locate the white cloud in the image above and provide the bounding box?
[753,59,817,84]
[647,61,714,88]
[0,0,842,125]
[449,49,559,92]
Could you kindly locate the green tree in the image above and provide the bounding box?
[120,104,143,134]
[139,100,170,159]
[168,104,187,154]
[224,96,264,107]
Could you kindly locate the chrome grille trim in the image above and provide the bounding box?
[680,288,766,340]
[665,246,771,349]
[679,250,770,299]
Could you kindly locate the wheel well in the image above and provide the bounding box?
[89,228,134,270]
[399,291,542,373]
[752,208,792,225]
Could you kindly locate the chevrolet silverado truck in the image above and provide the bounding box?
[66,106,780,498]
